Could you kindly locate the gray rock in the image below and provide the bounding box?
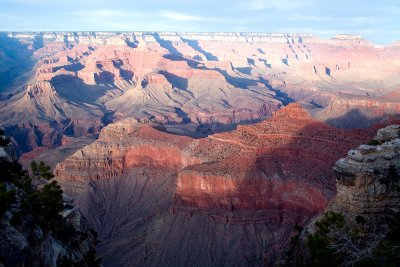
[32,226,44,242]
[347,149,364,162]
[332,126,400,234]
[376,124,400,143]
[62,193,74,203]
[358,144,377,154]
[0,223,28,266]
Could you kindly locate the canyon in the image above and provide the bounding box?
[0,31,400,266]
[55,103,379,266]
[0,32,399,157]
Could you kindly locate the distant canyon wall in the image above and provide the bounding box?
[1,32,399,156]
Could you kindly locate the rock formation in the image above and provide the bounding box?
[0,134,100,267]
[1,31,400,264]
[332,125,400,232]
[1,32,399,157]
[292,125,400,266]
[313,91,400,128]
[55,104,378,266]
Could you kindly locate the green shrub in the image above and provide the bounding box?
[314,211,345,233]
[367,139,380,146]
[307,233,339,267]
[306,212,346,266]
[0,160,26,183]
[21,180,63,230]
[0,184,16,216]
[31,160,54,180]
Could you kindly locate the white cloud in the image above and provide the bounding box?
[345,16,389,24]
[288,14,335,22]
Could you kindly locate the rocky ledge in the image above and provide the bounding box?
[332,125,400,232]
[0,193,99,267]
[0,135,100,267]
[291,125,400,266]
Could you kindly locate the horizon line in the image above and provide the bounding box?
[4,31,399,45]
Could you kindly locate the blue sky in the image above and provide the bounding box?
[0,0,399,44]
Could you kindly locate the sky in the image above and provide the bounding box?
[0,0,399,44]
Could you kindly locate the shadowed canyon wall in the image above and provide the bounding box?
[55,104,379,266]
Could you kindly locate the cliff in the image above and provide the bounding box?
[292,125,400,266]
[174,103,372,212]
[55,104,377,266]
[2,31,399,157]
[313,92,400,128]
[332,125,400,229]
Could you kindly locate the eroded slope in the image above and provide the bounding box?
[55,103,376,266]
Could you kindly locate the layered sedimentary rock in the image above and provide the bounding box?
[313,90,400,128]
[332,125,400,230]
[174,104,372,213]
[0,80,103,154]
[1,32,399,156]
[55,104,376,266]
[294,125,400,265]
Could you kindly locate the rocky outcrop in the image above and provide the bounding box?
[292,125,400,266]
[0,142,100,267]
[331,125,400,232]
[0,198,98,267]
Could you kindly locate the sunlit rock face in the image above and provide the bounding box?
[1,32,400,157]
[55,104,377,266]
[332,125,400,230]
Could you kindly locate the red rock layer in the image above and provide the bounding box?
[3,32,399,158]
[174,103,372,214]
[56,104,373,215]
[54,103,382,266]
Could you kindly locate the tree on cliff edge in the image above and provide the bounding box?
[0,129,101,267]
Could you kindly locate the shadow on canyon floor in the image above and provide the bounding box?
[325,108,400,129]
[0,33,34,93]
[50,75,116,107]
[162,53,201,68]
[180,37,219,61]
[153,33,183,57]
